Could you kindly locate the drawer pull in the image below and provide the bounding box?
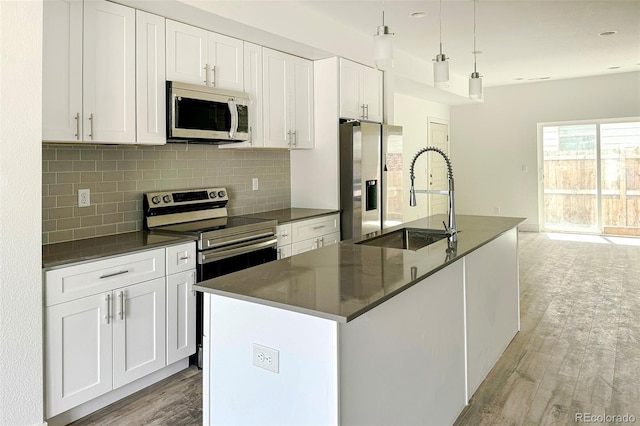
[99,269,129,279]
[179,256,189,261]
[119,290,125,320]
[312,225,326,230]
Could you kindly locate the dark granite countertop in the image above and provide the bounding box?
[194,214,526,323]
[239,208,340,224]
[42,231,196,270]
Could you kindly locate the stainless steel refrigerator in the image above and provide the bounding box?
[339,121,403,240]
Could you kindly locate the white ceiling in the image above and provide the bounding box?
[300,0,640,88]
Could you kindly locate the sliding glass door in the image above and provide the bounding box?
[541,120,640,236]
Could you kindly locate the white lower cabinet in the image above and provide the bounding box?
[166,269,196,365]
[278,214,340,258]
[45,277,165,417]
[44,241,196,419]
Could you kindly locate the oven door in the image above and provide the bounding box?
[194,235,277,368]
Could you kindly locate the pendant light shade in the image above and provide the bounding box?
[469,0,483,99]
[434,53,449,88]
[374,10,394,71]
[433,0,449,88]
[469,72,483,99]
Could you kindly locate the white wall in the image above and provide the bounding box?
[450,72,640,231]
[0,1,44,425]
[394,93,450,222]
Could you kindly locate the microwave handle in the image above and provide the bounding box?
[228,99,238,139]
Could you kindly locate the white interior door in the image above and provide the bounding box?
[428,121,450,217]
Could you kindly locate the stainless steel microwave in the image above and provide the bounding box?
[167,81,250,144]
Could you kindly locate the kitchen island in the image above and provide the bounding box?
[195,214,526,425]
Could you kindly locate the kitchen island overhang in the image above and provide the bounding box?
[195,214,526,425]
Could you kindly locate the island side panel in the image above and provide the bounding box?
[338,261,467,426]
[464,227,520,399]
[202,293,339,426]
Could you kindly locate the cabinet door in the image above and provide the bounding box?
[166,270,197,364]
[290,56,314,149]
[113,278,166,388]
[208,32,244,91]
[339,58,362,120]
[263,48,290,148]
[320,231,341,247]
[291,238,319,256]
[362,66,383,123]
[45,292,113,418]
[165,19,208,86]
[243,42,264,147]
[83,0,136,143]
[136,10,166,145]
[277,244,292,260]
[42,0,83,142]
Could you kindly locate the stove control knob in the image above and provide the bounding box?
[162,195,171,203]
[209,191,217,199]
[217,190,226,198]
[151,196,161,204]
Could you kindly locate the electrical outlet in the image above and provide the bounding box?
[78,189,90,207]
[253,343,279,373]
[252,178,259,191]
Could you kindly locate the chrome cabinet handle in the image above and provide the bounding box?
[179,255,189,261]
[277,248,282,260]
[99,269,129,279]
[366,104,370,119]
[312,225,326,230]
[88,113,94,140]
[319,237,325,247]
[74,113,80,140]
[105,294,111,324]
[118,291,125,320]
[361,104,365,119]
[292,130,297,147]
[211,65,216,87]
[287,130,292,147]
[203,64,209,85]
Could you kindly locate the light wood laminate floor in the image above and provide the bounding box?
[71,232,640,425]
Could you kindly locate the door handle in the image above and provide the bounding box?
[105,294,111,324]
[118,290,125,320]
[74,113,80,140]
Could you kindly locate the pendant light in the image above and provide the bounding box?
[433,0,449,88]
[374,3,394,71]
[469,0,483,99]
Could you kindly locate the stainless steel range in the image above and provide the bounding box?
[143,187,278,367]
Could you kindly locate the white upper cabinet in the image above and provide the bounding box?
[166,19,243,91]
[82,0,136,143]
[263,48,313,149]
[42,0,83,142]
[136,10,166,145]
[238,42,264,148]
[43,0,137,144]
[339,58,382,123]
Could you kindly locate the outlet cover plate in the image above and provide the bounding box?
[252,343,279,373]
[78,189,90,207]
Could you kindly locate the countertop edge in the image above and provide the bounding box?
[195,215,527,323]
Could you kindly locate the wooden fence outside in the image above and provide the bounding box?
[543,150,640,235]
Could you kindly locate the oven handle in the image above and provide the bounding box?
[199,236,277,264]
[206,231,276,249]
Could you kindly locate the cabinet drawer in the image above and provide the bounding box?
[291,214,340,243]
[45,248,165,306]
[166,242,196,275]
[277,224,292,246]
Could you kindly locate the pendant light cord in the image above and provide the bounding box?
[439,0,443,55]
[473,0,477,73]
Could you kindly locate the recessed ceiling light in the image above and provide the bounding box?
[599,31,617,36]
[410,11,427,18]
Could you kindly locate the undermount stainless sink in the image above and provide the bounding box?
[356,228,450,251]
